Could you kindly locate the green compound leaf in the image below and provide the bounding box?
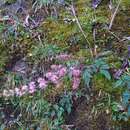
[100,69,111,80]
[82,69,92,87]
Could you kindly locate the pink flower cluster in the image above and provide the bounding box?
[2,64,82,98]
[46,65,67,84]
[71,67,81,90]
[37,77,48,89]
[28,82,36,94]
[2,64,68,97]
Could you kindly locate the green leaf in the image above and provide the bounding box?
[82,69,92,87]
[111,102,119,112]
[66,105,71,114]
[128,105,130,117]
[94,58,105,68]
[100,64,109,70]
[100,69,111,80]
[115,80,123,87]
[123,75,130,82]
[123,91,130,105]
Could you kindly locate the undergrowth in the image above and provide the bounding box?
[0,0,130,130]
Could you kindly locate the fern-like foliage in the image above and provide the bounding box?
[30,44,64,61]
[115,72,130,118]
[82,58,111,88]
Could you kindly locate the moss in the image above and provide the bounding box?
[39,0,111,54]
[76,48,92,58]
[42,19,78,46]
[5,0,17,4]
[93,73,123,95]
[0,42,9,72]
[40,1,81,46]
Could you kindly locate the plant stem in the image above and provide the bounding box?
[70,4,94,58]
[109,0,122,30]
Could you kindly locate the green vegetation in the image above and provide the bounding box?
[0,0,130,129]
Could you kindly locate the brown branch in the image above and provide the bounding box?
[109,0,122,30]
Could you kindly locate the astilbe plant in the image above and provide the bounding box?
[1,57,111,98]
[71,66,81,90]
[2,64,82,98]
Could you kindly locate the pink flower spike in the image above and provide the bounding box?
[37,77,48,89]
[20,85,28,95]
[29,81,36,87]
[21,85,28,91]
[45,72,53,78]
[72,69,81,77]
[28,81,36,94]
[72,77,81,90]
[58,67,67,77]
[37,77,43,83]
[39,82,48,89]
[18,91,24,97]
[50,75,59,84]
[14,88,24,96]
[51,65,59,70]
